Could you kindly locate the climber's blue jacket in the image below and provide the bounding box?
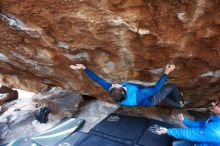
[83,68,167,106]
[167,116,220,146]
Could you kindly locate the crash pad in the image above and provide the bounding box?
[31,118,84,146]
[89,113,176,146]
[57,132,88,146]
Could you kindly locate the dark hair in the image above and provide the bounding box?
[109,87,126,102]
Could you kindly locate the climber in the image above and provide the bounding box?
[70,63,189,108]
[156,97,220,146]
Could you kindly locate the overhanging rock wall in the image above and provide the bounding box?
[0,0,220,105]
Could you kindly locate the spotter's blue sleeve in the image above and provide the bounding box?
[183,118,207,128]
[168,116,220,145]
[167,127,218,143]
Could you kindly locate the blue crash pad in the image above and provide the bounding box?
[90,113,147,145]
[78,134,128,146]
[137,119,175,146]
[6,137,38,146]
[57,132,89,146]
[89,113,176,146]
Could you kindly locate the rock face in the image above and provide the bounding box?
[0,0,220,105]
[0,85,18,106]
[33,87,83,117]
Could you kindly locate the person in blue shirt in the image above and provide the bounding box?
[70,64,188,107]
[157,97,220,146]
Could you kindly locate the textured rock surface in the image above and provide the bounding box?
[33,87,83,117]
[0,85,18,105]
[0,0,220,106]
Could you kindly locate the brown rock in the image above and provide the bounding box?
[33,87,83,117]
[0,1,219,106]
[0,86,18,106]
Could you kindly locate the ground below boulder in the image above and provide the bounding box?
[0,87,83,144]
